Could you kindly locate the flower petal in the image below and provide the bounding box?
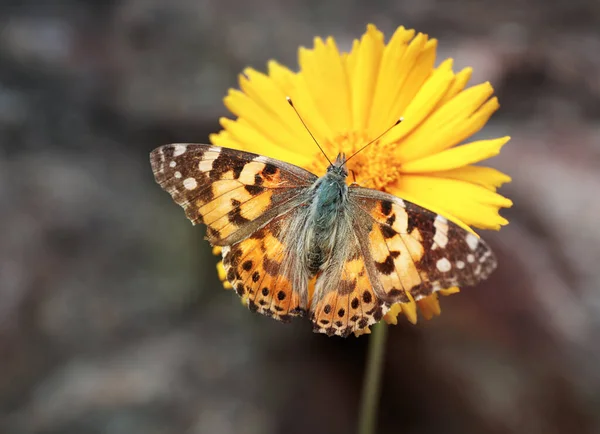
[395,83,499,162]
[393,174,513,230]
[383,303,403,325]
[299,37,352,135]
[367,26,416,136]
[439,287,460,296]
[218,117,312,165]
[400,137,510,173]
[367,32,428,136]
[267,60,296,90]
[347,24,385,131]
[381,54,455,146]
[216,261,232,289]
[430,166,512,191]
[417,294,441,320]
[438,66,472,106]
[224,87,312,156]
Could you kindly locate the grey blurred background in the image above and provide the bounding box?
[1,1,599,433]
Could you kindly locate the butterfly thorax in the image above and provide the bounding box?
[304,158,349,274]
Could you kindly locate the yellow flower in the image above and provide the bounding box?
[210,24,512,326]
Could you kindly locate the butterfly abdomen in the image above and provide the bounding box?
[305,172,349,274]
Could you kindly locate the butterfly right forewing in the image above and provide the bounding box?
[349,186,497,303]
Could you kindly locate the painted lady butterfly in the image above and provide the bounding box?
[150,143,496,337]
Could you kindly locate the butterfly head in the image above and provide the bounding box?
[327,153,349,178]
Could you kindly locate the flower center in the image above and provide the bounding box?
[305,132,402,191]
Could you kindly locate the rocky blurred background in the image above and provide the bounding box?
[1,1,599,433]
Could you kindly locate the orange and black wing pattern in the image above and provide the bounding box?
[150,144,316,246]
[349,186,497,303]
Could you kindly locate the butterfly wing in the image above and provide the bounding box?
[221,207,308,321]
[310,185,497,337]
[150,144,317,321]
[310,220,389,337]
[348,186,497,303]
[150,144,317,246]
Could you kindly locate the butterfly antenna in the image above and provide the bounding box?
[286,96,332,165]
[345,117,404,163]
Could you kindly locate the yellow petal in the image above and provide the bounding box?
[394,174,513,230]
[417,294,441,320]
[383,303,403,325]
[401,137,510,173]
[438,66,472,106]
[401,301,418,324]
[216,261,232,289]
[367,32,427,136]
[209,130,243,150]
[216,261,227,281]
[289,61,335,144]
[298,37,353,134]
[431,166,512,191]
[224,87,312,156]
[381,58,454,147]
[394,82,497,162]
[267,60,296,91]
[439,287,460,296]
[368,26,416,135]
[348,24,385,131]
[219,117,312,166]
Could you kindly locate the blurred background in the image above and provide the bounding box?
[1,1,599,433]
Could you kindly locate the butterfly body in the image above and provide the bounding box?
[303,154,349,274]
[151,144,497,337]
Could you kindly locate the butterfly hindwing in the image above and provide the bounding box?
[310,226,389,337]
[150,144,317,246]
[349,186,497,302]
[221,209,308,322]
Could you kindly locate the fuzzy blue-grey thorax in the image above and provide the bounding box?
[304,153,350,274]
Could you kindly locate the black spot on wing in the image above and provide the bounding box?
[227,201,250,225]
[380,200,393,216]
[245,184,265,195]
[263,164,278,176]
[380,224,396,239]
[375,255,395,275]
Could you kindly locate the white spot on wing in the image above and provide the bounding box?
[433,214,449,248]
[174,171,182,178]
[467,254,475,263]
[183,177,198,190]
[456,260,465,269]
[169,161,176,168]
[436,258,452,272]
[173,144,187,156]
[479,250,492,263]
[198,159,214,172]
[466,233,479,251]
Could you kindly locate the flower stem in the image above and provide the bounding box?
[358,321,388,434]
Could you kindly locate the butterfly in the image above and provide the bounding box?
[150,143,497,337]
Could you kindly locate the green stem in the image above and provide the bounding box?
[357,321,388,434]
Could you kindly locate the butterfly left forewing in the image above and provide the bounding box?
[349,186,497,303]
[150,144,317,246]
